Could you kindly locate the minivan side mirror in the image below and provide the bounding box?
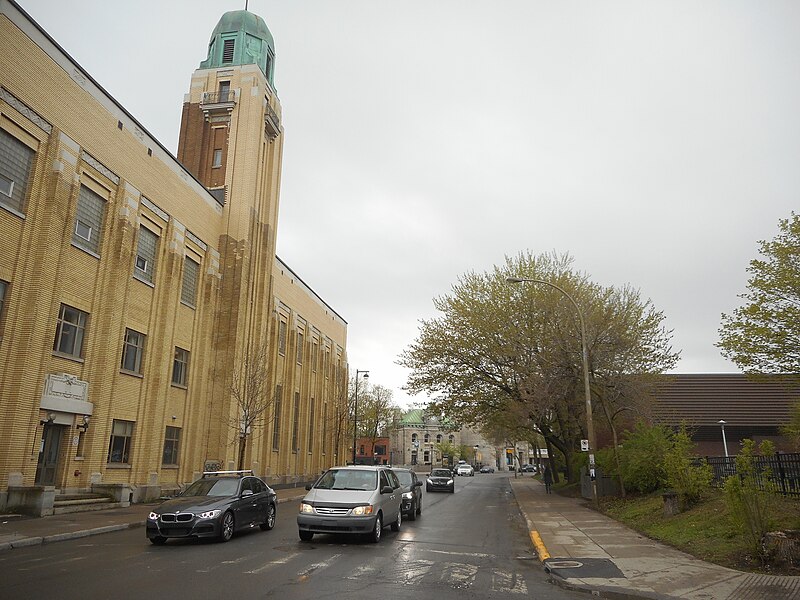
[380,485,394,494]
[305,483,313,491]
[414,481,422,488]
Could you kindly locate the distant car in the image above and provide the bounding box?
[521,464,537,473]
[456,463,474,477]
[146,470,277,545]
[297,465,402,543]
[427,468,455,493]
[479,465,495,473]
[394,468,423,521]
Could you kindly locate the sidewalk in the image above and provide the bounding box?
[510,476,800,599]
[0,485,307,551]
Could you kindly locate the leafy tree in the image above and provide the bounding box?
[779,401,800,451]
[400,251,678,481]
[718,213,800,374]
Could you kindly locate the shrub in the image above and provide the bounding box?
[617,421,672,493]
[724,439,777,560]
[664,426,713,509]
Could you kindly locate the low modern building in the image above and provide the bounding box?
[0,1,348,515]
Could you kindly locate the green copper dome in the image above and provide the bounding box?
[200,10,276,86]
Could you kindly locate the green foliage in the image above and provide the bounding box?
[718,212,800,374]
[723,439,778,559]
[779,401,800,451]
[664,426,713,508]
[617,421,672,493]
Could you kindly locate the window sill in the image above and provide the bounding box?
[120,369,143,379]
[0,201,25,220]
[171,383,188,390]
[52,352,85,364]
[133,272,155,288]
[179,300,196,310]
[70,241,100,259]
[106,463,132,469]
[161,464,179,470]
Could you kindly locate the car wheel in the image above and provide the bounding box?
[368,514,382,543]
[416,497,422,516]
[407,500,417,521]
[260,503,276,531]
[218,511,234,542]
[426,485,432,492]
[149,536,166,545]
[391,509,402,532]
[450,486,455,493]
[299,529,314,542]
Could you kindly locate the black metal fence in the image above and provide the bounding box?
[706,452,800,496]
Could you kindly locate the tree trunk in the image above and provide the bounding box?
[238,436,247,471]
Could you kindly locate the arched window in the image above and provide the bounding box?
[436,434,442,443]
[411,433,418,442]
[449,434,454,443]
[424,433,430,443]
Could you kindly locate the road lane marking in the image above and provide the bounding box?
[492,568,529,595]
[426,549,492,558]
[246,552,299,574]
[443,562,478,588]
[297,553,341,581]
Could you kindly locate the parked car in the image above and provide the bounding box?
[521,464,537,473]
[146,470,276,545]
[479,465,495,473]
[427,468,455,493]
[456,463,475,476]
[393,468,423,521]
[297,465,402,543]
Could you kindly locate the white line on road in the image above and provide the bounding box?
[297,553,342,581]
[246,552,300,574]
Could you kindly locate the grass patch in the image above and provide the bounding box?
[600,489,800,574]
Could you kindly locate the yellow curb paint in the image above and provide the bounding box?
[530,530,550,561]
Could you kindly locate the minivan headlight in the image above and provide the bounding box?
[402,492,413,500]
[299,503,315,514]
[351,505,374,516]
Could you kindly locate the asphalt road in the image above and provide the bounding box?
[1,472,585,600]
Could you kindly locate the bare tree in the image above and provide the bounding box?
[228,337,274,470]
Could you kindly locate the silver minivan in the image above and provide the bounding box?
[297,465,402,543]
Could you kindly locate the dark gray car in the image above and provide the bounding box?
[393,468,423,520]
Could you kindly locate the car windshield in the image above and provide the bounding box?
[395,471,413,486]
[314,469,377,491]
[431,469,452,477]
[182,478,239,497]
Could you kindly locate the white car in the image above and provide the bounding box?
[456,464,474,476]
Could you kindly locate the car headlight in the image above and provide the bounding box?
[351,505,374,516]
[196,509,222,519]
[402,492,413,499]
[148,512,159,520]
[299,503,315,514]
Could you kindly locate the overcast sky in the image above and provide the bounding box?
[18,1,800,408]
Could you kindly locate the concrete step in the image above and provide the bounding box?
[54,497,112,507]
[54,493,107,502]
[53,501,126,515]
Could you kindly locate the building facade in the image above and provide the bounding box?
[389,409,463,468]
[0,1,348,515]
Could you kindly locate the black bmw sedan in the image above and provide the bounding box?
[146,471,277,544]
[425,468,455,493]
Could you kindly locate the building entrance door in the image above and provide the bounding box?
[35,424,63,486]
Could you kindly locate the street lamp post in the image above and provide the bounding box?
[507,277,598,505]
[718,420,729,458]
[352,370,369,465]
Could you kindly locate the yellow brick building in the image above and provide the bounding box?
[0,1,348,515]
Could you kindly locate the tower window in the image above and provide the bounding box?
[212,149,222,168]
[222,39,235,63]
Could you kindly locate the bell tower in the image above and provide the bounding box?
[177,9,285,463]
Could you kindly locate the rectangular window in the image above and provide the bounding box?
[212,149,222,168]
[278,320,287,355]
[272,385,282,450]
[312,341,318,372]
[292,392,300,451]
[296,331,304,365]
[53,303,87,358]
[0,280,7,342]
[121,328,145,374]
[162,426,181,465]
[0,128,35,214]
[307,398,315,453]
[72,185,105,254]
[172,347,189,386]
[108,419,134,464]
[134,227,158,283]
[322,402,327,455]
[181,257,199,306]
